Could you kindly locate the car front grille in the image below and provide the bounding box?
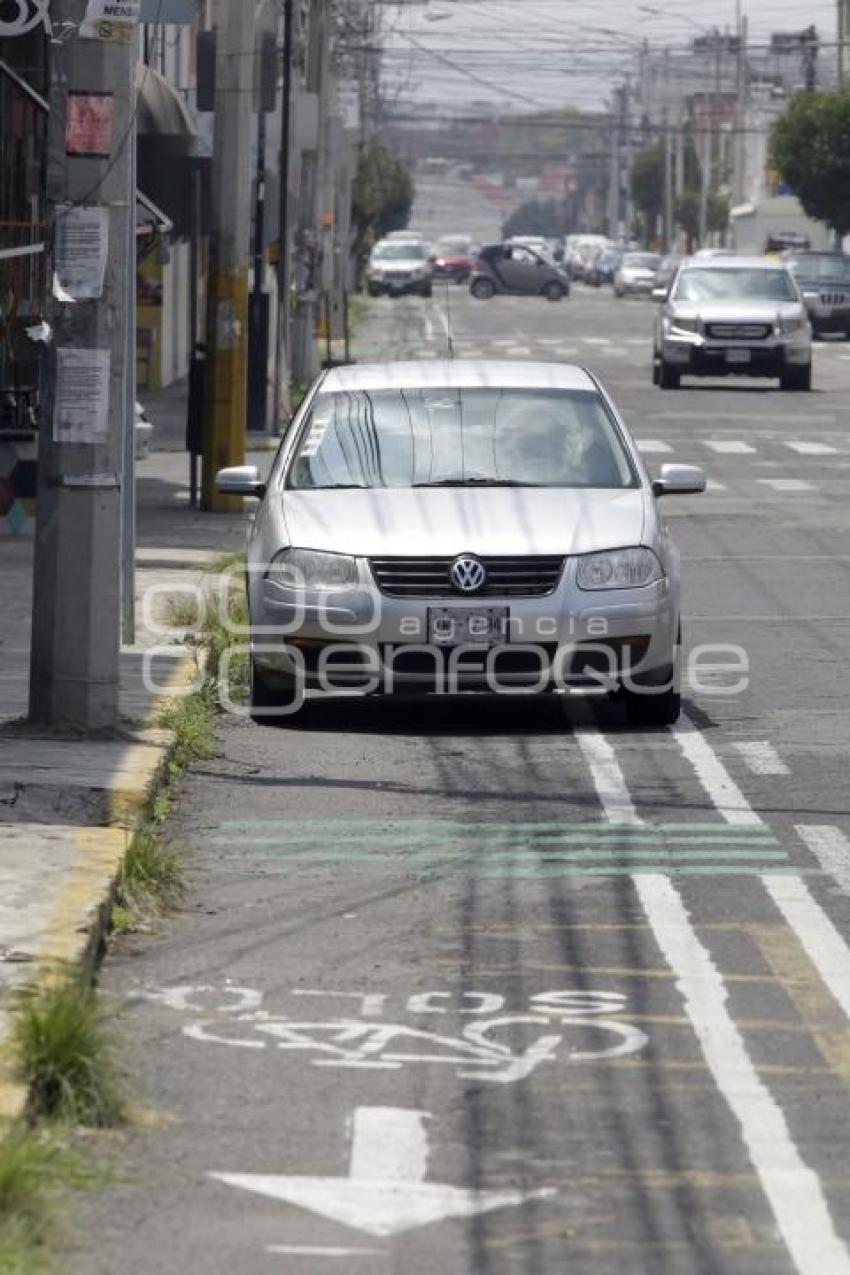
[819,292,849,306]
[369,556,566,598]
[705,322,772,340]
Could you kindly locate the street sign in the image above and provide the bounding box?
[212,1106,555,1240]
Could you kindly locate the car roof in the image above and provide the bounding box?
[680,255,791,271]
[320,360,598,394]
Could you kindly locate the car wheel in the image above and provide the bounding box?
[658,359,681,389]
[614,286,624,298]
[652,357,661,386]
[250,660,299,725]
[421,284,433,299]
[471,277,496,300]
[844,329,850,341]
[623,683,681,728]
[367,286,380,298]
[780,363,812,391]
[544,281,566,302]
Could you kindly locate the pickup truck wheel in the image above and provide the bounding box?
[780,363,812,391]
[658,359,681,390]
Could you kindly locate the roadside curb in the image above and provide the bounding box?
[0,652,199,1122]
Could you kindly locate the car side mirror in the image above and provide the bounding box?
[652,463,706,497]
[216,465,267,499]
[652,286,669,301]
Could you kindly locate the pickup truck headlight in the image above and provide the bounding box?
[576,547,663,591]
[777,315,808,335]
[669,315,699,334]
[267,548,359,591]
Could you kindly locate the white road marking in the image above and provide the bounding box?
[213,1108,555,1238]
[705,479,729,492]
[267,1247,385,1257]
[704,440,757,455]
[762,875,850,1023]
[785,441,838,456]
[635,873,850,1275]
[795,826,850,897]
[758,479,817,492]
[505,346,532,356]
[672,715,763,827]
[574,730,642,826]
[349,1108,429,1184]
[582,337,612,346]
[733,742,790,776]
[636,439,673,454]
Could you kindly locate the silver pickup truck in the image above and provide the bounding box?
[784,251,850,339]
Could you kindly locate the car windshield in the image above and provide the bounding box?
[674,267,797,302]
[286,388,637,491]
[436,237,471,254]
[786,255,850,281]
[373,242,426,261]
[624,254,661,269]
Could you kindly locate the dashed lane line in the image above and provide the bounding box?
[733,742,790,776]
[758,479,817,493]
[635,439,673,454]
[785,442,839,456]
[704,440,757,455]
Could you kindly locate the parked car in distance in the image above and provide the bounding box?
[783,251,850,338]
[470,241,571,301]
[367,239,433,298]
[614,252,663,297]
[429,235,478,283]
[590,248,624,287]
[217,359,706,726]
[653,256,812,390]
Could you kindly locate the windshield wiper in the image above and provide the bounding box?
[412,478,544,488]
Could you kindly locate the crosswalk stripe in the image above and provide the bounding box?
[785,441,838,456]
[758,479,817,492]
[704,440,757,455]
[636,439,673,454]
[734,741,790,776]
[795,826,850,896]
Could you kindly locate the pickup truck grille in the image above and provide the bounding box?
[705,322,772,340]
[369,556,566,598]
[819,292,849,307]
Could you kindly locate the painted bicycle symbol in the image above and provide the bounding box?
[139,985,649,1087]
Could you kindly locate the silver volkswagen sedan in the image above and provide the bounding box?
[217,361,706,725]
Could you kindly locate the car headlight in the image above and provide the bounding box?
[669,315,699,334]
[777,314,808,335]
[267,548,359,591]
[802,291,818,301]
[576,547,663,591]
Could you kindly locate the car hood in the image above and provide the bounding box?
[669,299,802,320]
[279,488,647,558]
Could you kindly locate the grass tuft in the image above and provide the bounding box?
[0,1123,100,1272]
[11,980,126,1127]
[158,686,218,778]
[165,594,201,631]
[119,830,183,914]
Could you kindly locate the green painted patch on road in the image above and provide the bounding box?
[210,818,791,877]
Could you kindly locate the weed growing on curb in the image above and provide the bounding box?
[0,1123,99,1272]
[158,687,217,778]
[11,979,126,1127]
[119,830,183,916]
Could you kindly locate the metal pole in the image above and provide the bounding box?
[121,36,138,646]
[292,0,327,384]
[664,114,673,252]
[274,0,294,423]
[30,0,135,730]
[248,106,269,431]
[201,0,255,511]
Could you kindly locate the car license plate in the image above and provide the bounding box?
[427,607,509,647]
[726,348,752,364]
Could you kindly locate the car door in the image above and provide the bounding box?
[501,246,544,294]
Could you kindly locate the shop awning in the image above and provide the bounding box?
[135,63,197,142]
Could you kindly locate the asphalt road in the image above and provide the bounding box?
[71,270,850,1275]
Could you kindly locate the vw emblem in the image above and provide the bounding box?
[450,555,487,594]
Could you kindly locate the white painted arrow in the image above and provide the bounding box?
[212,1106,555,1239]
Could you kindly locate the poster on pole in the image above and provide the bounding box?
[65,93,114,158]
[55,207,110,301]
[54,349,111,444]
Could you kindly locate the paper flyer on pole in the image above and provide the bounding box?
[54,349,111,444]
[55,207,110,301]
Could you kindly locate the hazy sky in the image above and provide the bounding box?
[379,0,840,112]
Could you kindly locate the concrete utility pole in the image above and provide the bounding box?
[201,0,256,511]
[273,0,294,422]
[839,0,850,85]
[30,0,136,730]
[291,0,328,384]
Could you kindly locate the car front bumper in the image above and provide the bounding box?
[661,331,811,376]
[368,275,430,295]
[248,572,678,694]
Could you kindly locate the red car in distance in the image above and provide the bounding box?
[429,235,479,283]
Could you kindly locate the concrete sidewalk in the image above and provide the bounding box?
[0,432,265,1116]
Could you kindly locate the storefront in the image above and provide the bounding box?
[0,19,48,534]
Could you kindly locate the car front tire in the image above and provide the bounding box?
[623,684,681,727]
[780,363,812,391]
[658,359,681,389]
[544,281,566,302]
[471,277,496,300]
[250,660,300,725]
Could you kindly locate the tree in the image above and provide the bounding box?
[502,199,566,240]
[630,145,664,244]
[771,90,850,236]
[674,191,730,252]
[351,144,414,260]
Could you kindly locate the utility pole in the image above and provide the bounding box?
[291,0,328,385]
[839,0,849,85]
[663,112,674,251]
[30,0,136,730]
[201,0,256,511]
[273,0,294,423]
